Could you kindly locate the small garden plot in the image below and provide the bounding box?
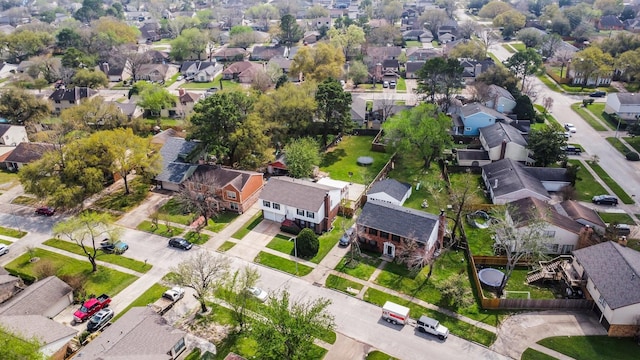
[320,136,392,183]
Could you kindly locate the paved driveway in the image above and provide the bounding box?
[490,310,607,359]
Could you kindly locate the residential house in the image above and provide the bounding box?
[268,56,293,79]
[478,122,530,163]
[367,179,412,206]
[154,136,202,191]
[316,177,351,204]
[145,49,170,64]
[405,47,440,61]
[313,17,332,29]
[303,31,320,44]
[598,15,624,30]
[112,102,143,120]
[99,62,131,82]
[459,58,495,80]
[259,176,341,234]
[438,32,456,44]
[571,241,640,336]
[74,307,188,359]
[481,158,570,204]
[351,96,368,127]
[0,267,22,303]
[402,30,432,42]
[180,61,221,82]
[183,165,264,214]
[1,142,55,171]
[0,62,17,80]
[222,61,264,83]
[624,17,640,32]
[48,87,98,113]
[507,197,585,255]
[0,124,27,146]
[452,102,508,136]
[0,277,75,360]
[604,93,640,123]
[138,22,161,43]
[173,89,202,118]
[405,61,425,79]
[267,153,288,175]
[559,200,607,234]
[250,46,286,61]
[437,19,458,40]
[365,46,403,65]
[382,59,400,73]
[212,47,248,62]
[356,200,444,258]
[126,11,151,22]
[568,62,612,87]
[484,84,516,113]
[135,64,171,82]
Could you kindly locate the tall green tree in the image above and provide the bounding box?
[284,137,321,179]
[54,212,120,272]
[290,43,345,82]
[348,60,369,86]
[72,68,109,88]
[279,14,303,46]
[230,113,273,169]
[315,78,352,147]
[527,127,567,167]
[188,91,256,164]
[416,57,463,110]
[74,0,105,22]
[383,103,452,168]
[170,252,231,313]
[494,10,526,37]
[328,24,366,59]
[505,48,542,91]
[0,89,51,125]
[221,266,260,331]
[571,47,614,88]
[296,228,319,258]
[170,28,208,61]
[61,97,128,131]
[251,289,334,360]
[0,325,44,360]
[136,83,177,117]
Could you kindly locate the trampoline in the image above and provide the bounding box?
[357,156,374,166]
[478,268,505,288]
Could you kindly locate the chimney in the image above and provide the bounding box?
[437,209,446,250]
[178,88,185,96]
[493,179,498,189]
[499,139,507,160]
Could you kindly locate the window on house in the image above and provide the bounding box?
[226,191,236,199]
[545,243,559,253]
[306,211,314,218]
[263,200,271,208]
[380,231,389,239]
[392,234,400,242]
[230,203,239,211]
[598,295,607,308]
[273,203,280,210]
[297,209,305,216]
[368,239,377,246]
[542,230,556,237]
[368,228,378,236]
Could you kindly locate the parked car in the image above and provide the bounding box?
[609,223,631,236]
[100,239,129,254]
[74,294,111,323]
[35,207,55,216]
[417,315,449,340]
[592,195,619,205]
[383,81,389,88]
[163,287,185,301]
[0,244,8,256]
[339,227,355,247]
[562,145,582,155]
[168,237,192,250]
[87,308,114,332]
[589,91,606,98]
[206,87,218,93]
[564,123,577,133]
[247,286,268,302]
[389,81,396,89]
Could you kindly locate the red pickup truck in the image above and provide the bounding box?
[74,294,111,323]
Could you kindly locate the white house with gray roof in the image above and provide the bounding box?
[604,92,640,122]
[259,177,341,233]
[356,200,444,258]
[367,179,412,206]
[571,241,640,337]
[484,85,516,113]
[478,122,531,163]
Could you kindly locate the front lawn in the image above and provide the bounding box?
[537,74,562,93]
[586,160,634,204]
[571,103,608,131]
[325,274,363,294]
[567,159,608,202]
[253,251,313,276]
[367,351,399,360]
[334,250,382,280]
[0,225,26,238]
[266,234,294,254]
[511,43,525,51]
[93,178,151,212]
[521,348,557,360]
[113,283,168,321]
[5,248,137,296]
[606,137,630,156]
[43,239,152,273]
[396,77,406,91]
[537,336,638,360]
[404,40,422,47]
[217,241,237,252]
[0,169,19,187]
[598,212,635,225]
[534,104,563,131]
[157,198,194,225]
[184,231,211,245]
[137,220,183,238]
[501,44,516,53]
[586,103,615,129]
[206,212,239,232]
[363,287,497,346]
[623,136,640,153]
[231,211,263,240]
[179,74,241,91]
[309,217,353,264]
[320,135,392,183]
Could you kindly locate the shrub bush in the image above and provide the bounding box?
[625,151,640,161]
[280,223,301,235]
[296,228,319,258]
[33,260,59,280]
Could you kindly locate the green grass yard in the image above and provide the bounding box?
[43,239,152,273]
[598,212,635,225]
[571,103,608,131]
[231,211,263,239]
[113,283,168,321]
[585,160,634,204]
[137,220,183,238]
[567,160,608,202]
[217,241,237,252]
[184,231,211,245]
[396,77,406,91]
[320,135,392,183]
[325,274,363,294]
[94,178,151,212]
[0,225,26,238]
[537,336,638,360]
[623,136,640,153]
[253,251,313,276]
[606,137,630,156]
[334,251,382,280]
[520,348,557,360]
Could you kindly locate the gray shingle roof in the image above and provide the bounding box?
[573,241,640,309]
[190,165,260,192]
[49,87,97,102]
[260,177,334,212]
[482,159,550,199]
[357,200,439,244]
[488,84,514,101]
[405,61,425,73]
[0,276,72,316]
[0,314,76,345]
[4,142,55,164]
[155,137,200,184]
[456,149,490,160]
[368,179,411,202]
[479,122,527,148]
[509,197,583,234]
[523,166,569,182]
[559,200,606,229]
[612,92,640,105]
[74,307,186,360]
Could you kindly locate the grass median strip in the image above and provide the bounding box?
[0,225,26,238]
[254,251,313,276]
[363,287,496,346]
[43,239,152,273]
[231,211,263,240]
[585,160,634,204]
[606,137,630,156]
[137,220,183,238]
[571,103,608,131]
[113,283,168,321]
[217,241,237,252]
[325,274,364,294]
[537,336,638,360]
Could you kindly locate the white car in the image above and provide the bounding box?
[0,244,8,256]
[247,287,268,302]
[564,123,577,133]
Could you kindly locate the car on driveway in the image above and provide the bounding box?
[87,308,114,332]
[592,195,619,205]
[564,123,577,133]
[168,237,192,250]
[35,207,55,216]
[339,227,355,247]
[589,91,606,98]
[247,286,268,302]
[0,244,8,256]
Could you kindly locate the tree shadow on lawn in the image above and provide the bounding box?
[320,148,347,167]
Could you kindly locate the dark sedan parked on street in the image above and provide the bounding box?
[592,195,619,206]
[168,237,193,250]
[35,207,55,216]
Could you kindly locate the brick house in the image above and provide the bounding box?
[356,200,445,258]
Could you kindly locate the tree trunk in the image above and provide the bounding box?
[426,263,434,281]
[123,173,130,195]
[199,299,208,313]
[89,256,98,272]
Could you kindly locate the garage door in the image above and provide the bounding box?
[263,211,283,222]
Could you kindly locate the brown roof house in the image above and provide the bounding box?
[48,87,98,113]
[0,276,75,360]
[222,61,264,83]
[135,64,172,83]
[73,307,188,359]
[259,177,342,234]
[1,142,55,171]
